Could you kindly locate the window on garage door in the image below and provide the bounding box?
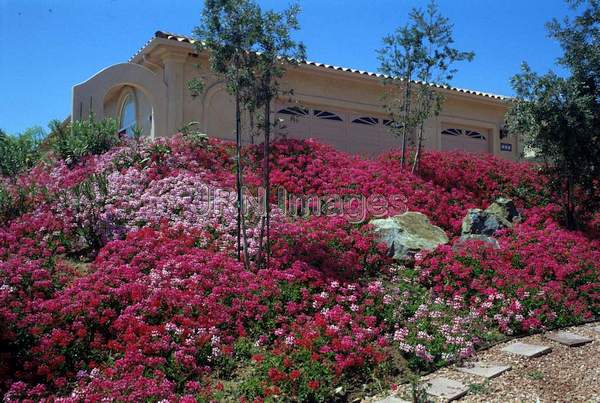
[347,115,401,154]
[441,125,490,154]
[275,105,311,139]
[275,105,346,141]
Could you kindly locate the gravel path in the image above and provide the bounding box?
[371,322,600,403]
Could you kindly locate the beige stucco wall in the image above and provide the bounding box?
[72,37,519,160]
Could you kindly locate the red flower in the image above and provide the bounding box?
[307,380,320,390]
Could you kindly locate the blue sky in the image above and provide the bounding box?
[0,0,575,134]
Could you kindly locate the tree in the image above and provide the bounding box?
[507,0,600,229]
[194,0,305,267]
[0,126,44,179]
[377,0,473,169]
[251,4,306,267]
[194,0,262,266]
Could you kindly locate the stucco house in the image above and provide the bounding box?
[72,31,519,159]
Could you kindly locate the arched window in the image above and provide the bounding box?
[314,110,343,121]
[277,106,309,117]
[119,93,137,136]
[442,128,486,140]
[352,116,379,125]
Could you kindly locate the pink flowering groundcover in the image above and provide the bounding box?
[0,134,598,401]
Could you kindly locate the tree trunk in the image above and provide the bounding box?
[411,122,424,174]
[235,94,242,261]
[401,79,412,168]
[565,174,577,230]
[262,97,271,268]
[249,109,255,145]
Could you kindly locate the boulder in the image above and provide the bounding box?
[461,198,521,236]
[485,197,520,226]
[454,234,501,250]
[461,209,504,236]
[370,212,449,260]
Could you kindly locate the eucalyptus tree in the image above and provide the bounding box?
[194,0,262,265]
[507,0,600,229]
[378,0,473,169]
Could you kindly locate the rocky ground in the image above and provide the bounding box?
[371,322,600,403]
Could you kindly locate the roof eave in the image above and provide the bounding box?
[129,31,512,103]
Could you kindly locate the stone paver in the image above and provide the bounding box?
[457,361,512,379]
[545,331,593,347]
[593,325,600,335]
[424,377,469,401]
[374,396,410,403]
[501,342,551,358]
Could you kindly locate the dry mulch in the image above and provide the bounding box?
[370,322,600,403]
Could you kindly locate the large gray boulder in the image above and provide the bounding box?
[461,197,520,236]
[370,212,449,260]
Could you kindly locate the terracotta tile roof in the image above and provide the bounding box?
[134,30,510,101]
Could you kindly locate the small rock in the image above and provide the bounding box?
[461,197,521,236]
[461,208,506,236]
[374,396,410,403]
[485,197,520,225]
[454,234,501,250]
[370,212,448,260]
[501,342,552,358]
[457,361,511,378]
[424,377,468,401]
[546,331,593,347]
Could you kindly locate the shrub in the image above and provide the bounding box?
[0,183,43,224]
[1,134,598,401]
[418,210,600,333]
[49,118,121,166]
[0,127,43,177]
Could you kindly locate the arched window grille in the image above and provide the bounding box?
[442,128,486,140]
[314,110,343,121]
[277,106,309,117]
[352,116,379,125]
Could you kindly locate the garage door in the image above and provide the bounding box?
[275,104,400,155]
[441,126,490,154]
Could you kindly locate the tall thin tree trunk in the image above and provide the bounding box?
[249,109,255,145]
[411,122,424,174]
[401,79,412,168]
[263,97,271,269]
[235,94,242,261]
[566,174,577,230]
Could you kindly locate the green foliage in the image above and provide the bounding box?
[180,121,209,147]
[0,126,44,177]
[49,117,121,166]
[0,183,42,224]
[507,0,600,228]
[377,0,474,168]
[195,0,306,267]
[58,173,110,254]
[187,77,205,98]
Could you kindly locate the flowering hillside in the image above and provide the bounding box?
[1,134,598,401]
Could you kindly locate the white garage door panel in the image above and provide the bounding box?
[274,104,401,155]
[346,126,394,155]
[275,105,311,140]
